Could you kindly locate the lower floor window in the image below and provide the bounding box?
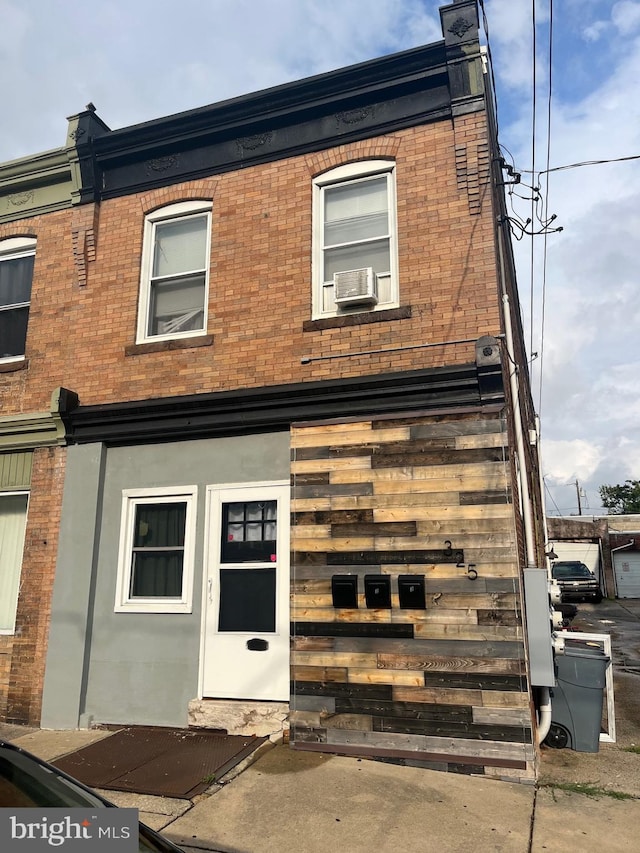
[0,492,28,633]
[115,487,196,613]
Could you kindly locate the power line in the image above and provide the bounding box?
[515,153,640,178]
[544,479,562,516]
[528,0,537,362]
[537,0,554,418]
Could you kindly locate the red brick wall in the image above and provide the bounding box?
[1,447,66,724]
[0,113,500,415]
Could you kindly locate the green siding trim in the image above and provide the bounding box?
[0,148,75,224]
[0,409,66,452]
[0,451,32,490]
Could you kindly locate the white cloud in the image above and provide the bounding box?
[542,439,603,482]
[612,1,640,34]
[583,20,610,41]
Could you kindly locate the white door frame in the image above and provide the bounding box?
[198,480,290,700]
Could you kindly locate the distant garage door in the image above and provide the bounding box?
[613,552,640,598]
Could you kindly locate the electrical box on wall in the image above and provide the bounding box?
[331,575,358,608]
[364,575,391,609]
[523,567,555,687]
[398,575,426,609]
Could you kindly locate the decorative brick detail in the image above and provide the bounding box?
[304,137,402,178]
[139,179,219,215]
[71,203,100,287]
[0,224,37,241]
[453,115,491,215]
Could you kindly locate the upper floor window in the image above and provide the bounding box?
[312,161,398,320]
[137,201,212,344]
[0,237,36,362]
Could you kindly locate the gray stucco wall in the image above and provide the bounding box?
[41,431,290,729]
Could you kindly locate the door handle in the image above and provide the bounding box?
[208,577,213,603]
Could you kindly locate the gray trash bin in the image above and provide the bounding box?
[545,643,610,752]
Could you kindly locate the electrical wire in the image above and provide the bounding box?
[513,153,640,178]
[544,479,563,516]
[541,153,640,175]
[537,0,554,419]
[529,0,538,363]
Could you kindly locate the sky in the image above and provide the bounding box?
[1,0,639,518]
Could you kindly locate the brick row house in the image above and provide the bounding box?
[0,1,553,781]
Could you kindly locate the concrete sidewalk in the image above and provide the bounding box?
[3,726,638,853]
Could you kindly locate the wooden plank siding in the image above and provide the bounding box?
[290,409,535,780]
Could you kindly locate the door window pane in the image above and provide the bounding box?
[218,567,276,632]
[221,500,277,562]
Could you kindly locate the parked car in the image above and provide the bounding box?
[0,739,184,852]
[551,560,603,603]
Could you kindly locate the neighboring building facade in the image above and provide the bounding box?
[548,515,640,599]
[1,1,551,781]
[0,109,108,723]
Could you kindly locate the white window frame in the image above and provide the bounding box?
[0,490,29,635]
[136,201,212,344]
[312,160,399,320]
[115,485,197,614]
[0,237,36,364]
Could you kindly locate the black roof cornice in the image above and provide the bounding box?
[61,362,504,447]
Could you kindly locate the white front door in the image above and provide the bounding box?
[202,482,290,700]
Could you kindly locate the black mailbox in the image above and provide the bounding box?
[364,575,391,609]
[398,575,426,609]
[331,575,358,608]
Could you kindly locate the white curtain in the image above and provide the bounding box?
[153,215,208,277]
[0,494,28,632]
[324,176,388,246]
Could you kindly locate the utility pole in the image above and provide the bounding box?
[565,479,584,515]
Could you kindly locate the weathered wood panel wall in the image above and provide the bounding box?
[290,406,535,780]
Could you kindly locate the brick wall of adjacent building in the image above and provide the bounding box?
[0,447,66,724]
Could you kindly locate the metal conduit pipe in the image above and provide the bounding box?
[496,229,551,744]
[537,686,552,745]
[502,293,537,567]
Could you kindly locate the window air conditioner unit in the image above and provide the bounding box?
[333,267,378,306]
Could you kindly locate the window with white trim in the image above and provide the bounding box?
[0,492,28,633]
[137,201,211,344]
[0,237,36,362]
[115,486,197,613]
[312,161,398,319]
